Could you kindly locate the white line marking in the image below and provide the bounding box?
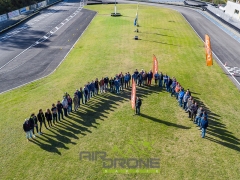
[180,13,240,88]
[0,12,96,95]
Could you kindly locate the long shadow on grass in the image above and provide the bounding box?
[139,39,180,47]
[191,96,240,152]
[31,84,193,153]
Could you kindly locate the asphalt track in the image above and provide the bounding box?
[0,0,240,93]
[0,0,96,93]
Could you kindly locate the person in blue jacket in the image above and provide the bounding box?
[201,116,208,138]
[114,77,120,94]
[178,88,185,107]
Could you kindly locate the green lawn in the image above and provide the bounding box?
[1,4,240,180]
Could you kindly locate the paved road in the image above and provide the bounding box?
[0,0,96,93]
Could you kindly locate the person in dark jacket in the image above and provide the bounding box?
[94,78,99,95]
[147,70,153,85]
[127,72,131,87]
[163,74,168,87]
[104,77,109,91]
[23,119,34,141]
[159,72,163,87]
[37,109,47,134]
[79,87,84,104]
[109,77,114,92]
[166,77,172,92]
[191,102,198,122]
[67,95,73,113]
[201,116,208,138]
[29,113,38,135]
[154,71,159,85]
[135,97,142,115]
[45,109,53,128]
[90,81,95,98]
[51,103,57,124]
[57,101,64,121]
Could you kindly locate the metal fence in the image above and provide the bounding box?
[207,5,240,30]
[0,0,61,23]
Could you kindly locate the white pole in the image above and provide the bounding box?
[115,0,116,14]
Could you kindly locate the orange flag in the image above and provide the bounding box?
[205,35,213,66]
[131,79,136,109]
[153,54,158,73]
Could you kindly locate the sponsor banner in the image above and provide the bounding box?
[152,54,158,74]
[0,14,8,22]
[8,10,20,19]
[205,35,213,66]
[20,7,29,14]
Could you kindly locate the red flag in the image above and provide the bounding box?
[131,79,136,109]
[153,54,158,74]
[205,35,213,66]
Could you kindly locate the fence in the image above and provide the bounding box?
[0,0,61,23]
[207,5,240,30]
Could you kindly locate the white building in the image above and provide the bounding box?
[225,1,240,20]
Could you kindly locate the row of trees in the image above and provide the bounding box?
[0,0,42,14]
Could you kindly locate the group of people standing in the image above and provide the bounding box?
[23,68,208,141]
[161,75,209,138]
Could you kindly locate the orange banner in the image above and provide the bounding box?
[131,79,136,109]
[205,35,213,66]
[153,54,158,73]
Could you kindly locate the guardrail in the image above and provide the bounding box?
[0,0,63,33]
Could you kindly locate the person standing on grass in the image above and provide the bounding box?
[67,95,73,114]
[163,74,168,87]
[171,78,177,96]
[99,78,104,93]
[79,87,84,104]
[195,106,203,125]
[154,71,159,86]
[109,77,114,93]
[147,70,153,85]
[183,91,190,110]
[124,73,128,89]
[201,116,208,138]
[178,88,185,107]
[62,96,68,117]
[114,77,120,94]
[29,113,39,135]
[135,97,142,115]
[37,109,47,134]
[94,78,99,95]
[127,72,131,87]
[199,111,208,130]
[90,81,95,98]
[137,72,143,86]
[23,119,34,142]
[45,109,53,128]
[166,77,172,92]
[73,94,79,111]
[87,82,91,100]
[51,104,57,124]
[185,96,192,112]
[83,85,89,103]
[191,102,198,122]
[159,72,163,88]
[104,76,109,92]
[57,100,64,121]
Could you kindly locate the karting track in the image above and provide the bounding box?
[0,0,96,93]
[0,0,240,93]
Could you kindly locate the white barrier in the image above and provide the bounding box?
[0,14,8,22]
[20,6,30,14]
[8,10,20,19]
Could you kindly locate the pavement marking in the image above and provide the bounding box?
[0,1,77,42]
[0,3,94,95]
[180,13,240,88]
[0,2,84,72]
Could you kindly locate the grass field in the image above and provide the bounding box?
[0,4,240,180]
